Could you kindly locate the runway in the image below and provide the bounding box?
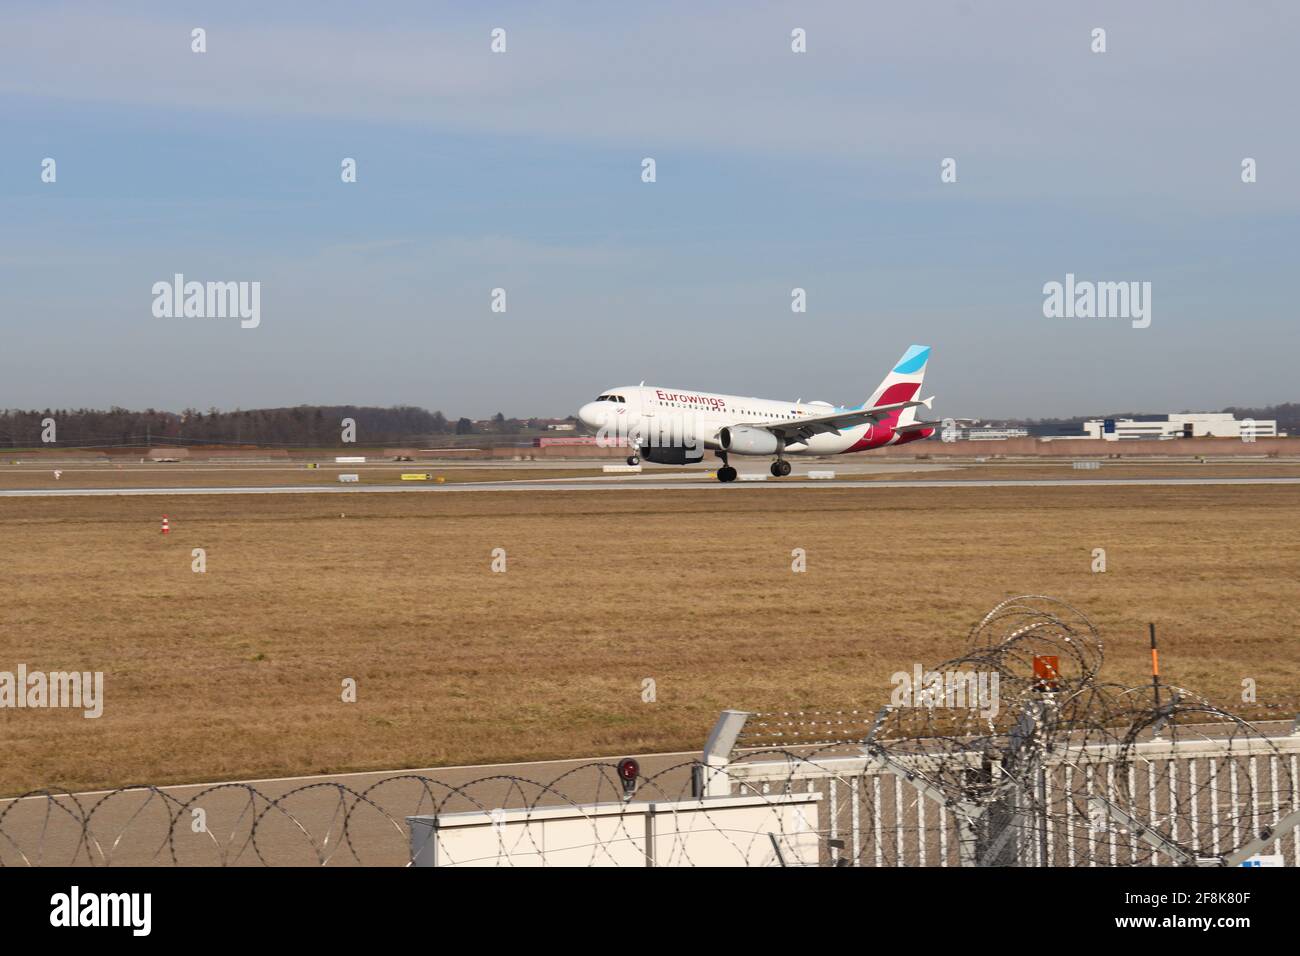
[3,475,1300,496]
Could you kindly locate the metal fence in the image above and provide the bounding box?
[713,726,1300,867]
[2,597,1295,866]
[703,595,1300,867]
[4,731,1294,866]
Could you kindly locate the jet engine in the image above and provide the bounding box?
[719,426,779,455]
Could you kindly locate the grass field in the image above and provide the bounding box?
[897,461,1300,481]
[0,464,611,489]
[3,482,1299,795]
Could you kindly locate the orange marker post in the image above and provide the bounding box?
[1149,622,1160,709]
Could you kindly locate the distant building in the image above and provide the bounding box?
[961,426,1029,441]
[1081,413,1279,441]
[547,423,576,431]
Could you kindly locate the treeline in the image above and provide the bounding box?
[0,405,550,448]
[1222,403,1300,433]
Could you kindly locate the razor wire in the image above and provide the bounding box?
[2,597,1295,867]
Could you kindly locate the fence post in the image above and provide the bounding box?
[694,709,751,798]
[408,816,438,867]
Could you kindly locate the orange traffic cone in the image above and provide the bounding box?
[161,515,170,535]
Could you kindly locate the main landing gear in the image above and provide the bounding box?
[713,454,790,482]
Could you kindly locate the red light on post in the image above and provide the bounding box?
[617,758,639,800]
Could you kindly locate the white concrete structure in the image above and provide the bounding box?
[408,793,821,866]
[1082,413,1278,441]
[961,427,1029,440]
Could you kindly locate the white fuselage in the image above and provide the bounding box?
[578,385,888,456]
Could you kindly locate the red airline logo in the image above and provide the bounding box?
[655,390,727,410]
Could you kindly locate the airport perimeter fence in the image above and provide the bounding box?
[2,598,1296,867]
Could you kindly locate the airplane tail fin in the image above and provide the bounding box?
[865,345,930,428]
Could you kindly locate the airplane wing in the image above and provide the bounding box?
[736,397,933,443]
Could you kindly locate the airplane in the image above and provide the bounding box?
[576,344,942,482]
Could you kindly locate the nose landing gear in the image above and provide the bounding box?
[715,451,737,482]
[770,459,792,478]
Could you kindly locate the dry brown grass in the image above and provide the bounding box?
[2,483,1298,795]
[0,465,611,489]
[886,461,1300,481]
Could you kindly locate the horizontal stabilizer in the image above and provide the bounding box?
[895,420,944,435]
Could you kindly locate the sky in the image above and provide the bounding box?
[1,1,1297,419]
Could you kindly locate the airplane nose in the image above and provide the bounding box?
[578,402,606,430]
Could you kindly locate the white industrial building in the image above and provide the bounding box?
[1081,413,1279,441]
[961,426,1029,440]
